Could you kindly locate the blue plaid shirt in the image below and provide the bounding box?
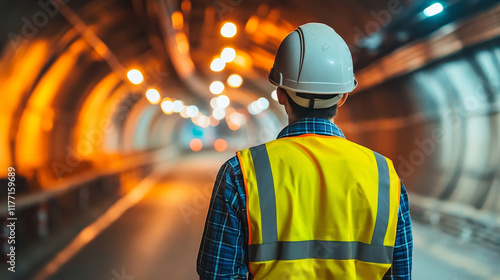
[197,118,413,279]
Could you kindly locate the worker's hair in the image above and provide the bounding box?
[286,93,338,120]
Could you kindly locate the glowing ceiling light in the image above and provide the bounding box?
[192,114,210,128]
[216,95,230,109]
[198,115,211,128]
[257,97,270,110]
[210,81,225,95]
[229,111,247,126]
[221,47,236,63]
[271,90,278,101]
[210,58,226,72]
[190,139,203,152]
[172,100,184,113]
[176,33,189,54]
[212,108,226,120]
[186,105,199,118]
[221,22,237,38]
[245,16,259,34]
[232,51,253,69]
[172,11,184,30]
[179,106,190,118]
[209,115,220,127]
[214,139,228,152]
[227,74,243,88]
[248,102,262,115]
[423,3,444,17]
[210,97,219,109]
[161,98,174,114]
[127,69,144,85]
[146,89,161,104]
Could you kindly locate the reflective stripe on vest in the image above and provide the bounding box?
[237,135,401,279]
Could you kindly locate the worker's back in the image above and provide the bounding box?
[237,134,401,279]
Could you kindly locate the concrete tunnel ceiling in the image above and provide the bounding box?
[1,0,500,205]
[1,0,407,184]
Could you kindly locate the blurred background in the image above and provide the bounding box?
[0,0,499,279]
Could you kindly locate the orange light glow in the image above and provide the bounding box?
[190,139,203,152]
[146,89,161,104]
[127,69,144,85]
[175,33,189,54]
[172,11,184,30]
[245,16,259,34]
[221,47,236,63]
[16,40,87,173]
[210,81,225,95]
[0,40,50,175]
[227,121,241,131]
[214,139,228,152]
[161,98,174,115]
[221,22,237,38]
[210,58,226,72]
[181,1,191,12]
[232,51,253,69]
[227,74,243,88]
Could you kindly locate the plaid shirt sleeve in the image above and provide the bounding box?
[383,182,413,280]
[197,157,248,280]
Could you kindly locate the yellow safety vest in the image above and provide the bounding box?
[237,134,401,279]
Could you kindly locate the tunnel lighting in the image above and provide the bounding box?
[173,100,184,113]
[193,114,210,128]
[180,106,190,118]
[210,58,226,72]
[190,139,203,152]
[210,81,225,95]
[257,97,270,110]
[221,47,236,63]
[227,122,241,131]
[423,3,444,17]
[209,115,220,127]
[271,90,278,101]
[161,98,174,114]
[176,33,189,54]
[210,97,219,109]
[229,111,247,126]
[216,95,230,109]
[214,139,228,152]
[127,69,144,85]
[245,16,259,34]
[200,115,211,128]
[146,89,161,104]
[227,111,245,131]
[232,51,253,69]
[186,105,200,118]
[248,102,262,115]
[172,11,184,30]
[181,1,191,12]
[221,22,237,38]
[212,108,226,120]
[227,74,243,88]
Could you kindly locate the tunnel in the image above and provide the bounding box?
[0,0,499,279]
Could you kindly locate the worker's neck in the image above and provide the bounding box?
[288,115,335,124]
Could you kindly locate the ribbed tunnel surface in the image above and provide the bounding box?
[1,0,500,279]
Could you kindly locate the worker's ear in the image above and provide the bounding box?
[337,93,349,107]
[277,88,288,106]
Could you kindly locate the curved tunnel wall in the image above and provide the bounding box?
[0,0,184,189]
[342,38,500,216]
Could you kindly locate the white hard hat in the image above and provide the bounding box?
[268,22,357,109]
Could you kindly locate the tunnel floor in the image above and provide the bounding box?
[31,152,499,280]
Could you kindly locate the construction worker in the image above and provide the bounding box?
[197,23,413,279]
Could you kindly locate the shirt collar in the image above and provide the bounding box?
[277,118,345,139]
